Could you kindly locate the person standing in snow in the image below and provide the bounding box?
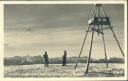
[62,50,67,66]
[43,51,49,67]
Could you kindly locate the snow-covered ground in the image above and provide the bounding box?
[4,63,124,78]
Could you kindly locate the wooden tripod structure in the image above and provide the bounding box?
[74,4,124,74]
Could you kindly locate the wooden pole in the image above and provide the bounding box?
[85,26,95,74]
[110,26,125,57]
[74,27,89,69]
[101,30,108,68]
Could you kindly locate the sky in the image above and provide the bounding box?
[4,4,125,59]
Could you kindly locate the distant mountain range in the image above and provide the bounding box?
[4,55,124,66]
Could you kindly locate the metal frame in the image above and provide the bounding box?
[74,4,124,74]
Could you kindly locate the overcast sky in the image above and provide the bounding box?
[4,4,124,59]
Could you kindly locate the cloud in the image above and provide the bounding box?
[4,4,124,58]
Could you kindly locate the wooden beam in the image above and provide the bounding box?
[85,26,95,74]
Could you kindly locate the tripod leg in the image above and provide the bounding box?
[75,5,97,70]
[74,28,89,69]
[110,27,125,57]
[85,29,95,74]
[102,34,108,68]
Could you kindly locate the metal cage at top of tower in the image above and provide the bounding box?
[88,4,111,25]
[87,4,112,34]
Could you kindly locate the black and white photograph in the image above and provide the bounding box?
[0,0,127,80]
